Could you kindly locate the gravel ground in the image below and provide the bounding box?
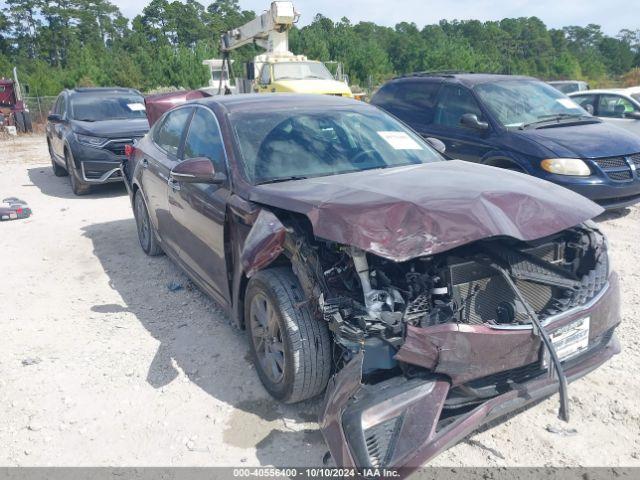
[1,134,639,468]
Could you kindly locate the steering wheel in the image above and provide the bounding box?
[350,149,382,166]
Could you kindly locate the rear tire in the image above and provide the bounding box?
[134,191,163,256]
[65,150,91,195]
[23,112,33,133]
[245,267,332,403]
[14,111,26,133]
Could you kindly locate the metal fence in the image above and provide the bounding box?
[24,96,57,125]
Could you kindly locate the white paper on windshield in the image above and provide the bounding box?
[377,131,423,150]
[127,103,146,111]
[557,98,580,109]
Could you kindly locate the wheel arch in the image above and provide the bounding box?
[482,155,528,173]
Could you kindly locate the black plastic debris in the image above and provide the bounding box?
[1,197,32,221]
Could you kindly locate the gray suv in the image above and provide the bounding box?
[46,87,149,195]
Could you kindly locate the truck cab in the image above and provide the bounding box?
[253,55,353,97]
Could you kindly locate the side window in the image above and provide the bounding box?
[153,108,193,157]
[183,108,226,173]
[598,95,637,118]
[54,95,66,116]
[379,81,440,127]
[259,65,271,85]
[572,94,597,113]
[371,83,397,109]
[434,85,484,129]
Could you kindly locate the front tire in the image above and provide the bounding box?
[134,191,163,256]
[49,142,67,177]
[65,150,90,195]
[245,267,332,403]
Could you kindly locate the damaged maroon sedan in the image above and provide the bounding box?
[123,94,620,473]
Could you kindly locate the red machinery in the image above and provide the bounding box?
[0,67,33,133]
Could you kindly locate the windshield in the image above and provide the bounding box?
[231,108,442,185]
[71,94,146,122]
[272,62,334,81]
[476,80,588,128]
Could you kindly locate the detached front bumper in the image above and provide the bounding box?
[319,274,621,474]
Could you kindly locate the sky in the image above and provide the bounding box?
[107,0,638,35]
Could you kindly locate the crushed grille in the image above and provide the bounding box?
[450,242,608,325]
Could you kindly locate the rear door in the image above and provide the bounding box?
[141,106,193,245]
[49,94,67,158]
[167,106,231,301]
[428,84,493,162]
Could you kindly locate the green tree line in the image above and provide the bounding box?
[1,0,639,96]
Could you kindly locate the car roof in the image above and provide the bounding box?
[195,93,371,113]
[68,87,142,96]
[569,87,640,96]
[548,80,586,85]
[388,72,537,88]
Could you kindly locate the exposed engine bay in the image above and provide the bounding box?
[285,221,609,379]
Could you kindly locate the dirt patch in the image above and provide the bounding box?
[1,134,639,467]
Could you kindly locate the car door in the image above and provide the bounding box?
[141,106,193,247]
[596,94,640,135]
[428,84,494,162]
[50,94,67,157]
[167,106,231,301]
[571,93,598,115]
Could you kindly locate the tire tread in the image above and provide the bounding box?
[248,267,331,403]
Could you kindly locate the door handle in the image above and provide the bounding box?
[141,158,148,168]
[168,177,181,191]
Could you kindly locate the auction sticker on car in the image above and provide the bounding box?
[545,317,590,366]
[127,103,146,111]
[377,131,423,150]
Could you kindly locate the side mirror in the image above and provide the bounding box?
[425,137,446,154]
[625,111,640,120]
[460,113,489,131]
[170,157,226,184]
[47,113,62,123]
[584,104,595,115]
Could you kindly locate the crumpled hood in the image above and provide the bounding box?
[71,118,149,138]
[517,121,640,158]
[248,161,603,261]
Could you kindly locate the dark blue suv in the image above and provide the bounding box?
[46,87,149,195]
[371,73,640,209]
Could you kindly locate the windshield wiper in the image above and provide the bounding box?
[76,118,96,122]
[256,175,308,185]
[520,113,594,130]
